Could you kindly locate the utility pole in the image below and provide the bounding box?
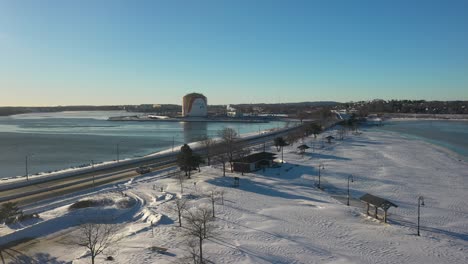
[91,160,95,189]
[25,155,29,181]
[116,143,120,163]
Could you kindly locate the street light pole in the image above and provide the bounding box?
[417,196,425,236]
[25,155,29,181]
[347,175,354,206]
[91,160,95,189]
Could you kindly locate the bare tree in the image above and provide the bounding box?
[285,129,302,146]
[338,127,346,140]
[233,140,250,160]
[177,171,186,194]
[208,190,218,218]
[200,136,216,166]
[213,143,230,177]
[218,128,238,172]
[75,223,119,264]
[184,206,215,264]
[218,189,225,205]
[175,197,188,227]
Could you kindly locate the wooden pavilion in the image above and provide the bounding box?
[360,193,398,223]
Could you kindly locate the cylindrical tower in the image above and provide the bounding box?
[182,93,207,117]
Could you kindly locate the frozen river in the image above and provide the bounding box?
[0,111,286,178]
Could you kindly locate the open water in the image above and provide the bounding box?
[374,120,468,161]
[0,111,286,178]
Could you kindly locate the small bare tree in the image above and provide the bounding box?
[233,140,250,160]
[213,144,230,177]
[200,137,216,166]
[75,223,119,264]
[218,128,238,172]
[177,171,186,194]
[175,197,188,227]
[218,189,225,205]
[338,127,346,140]
[184,206,215,264]
[208,190,218,218]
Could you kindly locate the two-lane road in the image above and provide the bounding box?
[0,125,304,206]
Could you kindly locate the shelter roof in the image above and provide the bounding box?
[360,193,398,210]
[233,152,276,163]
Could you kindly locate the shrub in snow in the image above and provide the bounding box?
[116,198,135,209]
[17,212,40,222]
[0,202,22,224]
[69,198,115,210]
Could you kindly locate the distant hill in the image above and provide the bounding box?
[0,106,123,116]
[232,101,339,107]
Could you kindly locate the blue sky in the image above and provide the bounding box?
[0,0,467,106]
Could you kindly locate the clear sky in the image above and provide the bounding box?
[0,0,467,106]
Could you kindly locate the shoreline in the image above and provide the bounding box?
[0,126,284,183]
[388,117,468,122]
[369,128,467,164]
[384,113,468,121]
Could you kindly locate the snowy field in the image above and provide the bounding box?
[2,128,467,264]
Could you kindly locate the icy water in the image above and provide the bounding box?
[0,111,286,178]
[374,120,468,160]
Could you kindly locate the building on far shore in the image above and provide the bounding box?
[227,105,243,117]
[182,93,208,117]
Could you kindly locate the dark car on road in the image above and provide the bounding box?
[136,166,151,174]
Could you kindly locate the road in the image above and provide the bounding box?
[0,126,301,206]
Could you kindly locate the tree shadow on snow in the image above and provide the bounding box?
[389,217,468,242]
[207,176,327,204]
[304,152,351,161]
[158,215,175,225]
[7,252,70,264]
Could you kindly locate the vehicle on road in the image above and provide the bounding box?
[136,166,151,174]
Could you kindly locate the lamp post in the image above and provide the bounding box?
[347,175,354,206]
[91,160,95,189]
[25,155,29,181]
[417,196,425,236]
[25,154,34,181]
[317,163,325,189]
[172,136,175,152]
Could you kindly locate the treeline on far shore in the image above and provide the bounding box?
[0,106,124,116]
[338,100,468,115]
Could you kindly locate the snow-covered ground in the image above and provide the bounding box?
[2,128,467,264]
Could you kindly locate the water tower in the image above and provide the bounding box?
[182,93,207,117]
